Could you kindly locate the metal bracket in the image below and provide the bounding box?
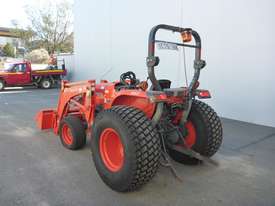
[194,59,206,70]
[151,102,164,126]
[146,56,160,67]
[171,145,218,166]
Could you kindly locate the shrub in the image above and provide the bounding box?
[3,43,15,57]
[25,48,50,64]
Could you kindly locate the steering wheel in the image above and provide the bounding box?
[120,71,137,86]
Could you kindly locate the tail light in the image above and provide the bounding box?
[196,90,211,99]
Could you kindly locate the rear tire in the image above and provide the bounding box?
[0,80,5,91]
[169,100,223,164]
[40,78,52,89]
[91,106,161,192]
[59,116,86,150]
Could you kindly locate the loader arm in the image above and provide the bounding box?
[36,80,96,134]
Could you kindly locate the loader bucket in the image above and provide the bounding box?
[36,109,56,130]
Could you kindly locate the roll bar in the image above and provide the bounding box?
[146,24,206,99]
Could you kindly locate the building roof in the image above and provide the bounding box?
[0,27,18,38]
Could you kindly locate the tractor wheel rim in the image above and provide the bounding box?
[62,124,73,145]
[184,121,197,148]
[99,128,124,172]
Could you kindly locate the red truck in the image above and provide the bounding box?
[0,61,67,90]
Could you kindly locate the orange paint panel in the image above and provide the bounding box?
[112,95,156,118]
[36,109,56,130]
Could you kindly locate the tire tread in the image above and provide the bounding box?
[94,106,161,191]
[192,100,223,156]
[59,116,86,150]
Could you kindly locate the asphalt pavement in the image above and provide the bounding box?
[0,87,274,206]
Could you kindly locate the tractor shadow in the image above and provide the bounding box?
[84,137,221,196]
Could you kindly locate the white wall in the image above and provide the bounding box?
[74,0,275,127]
[57,53,75,81]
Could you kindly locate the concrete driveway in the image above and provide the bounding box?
[0,88,274,206]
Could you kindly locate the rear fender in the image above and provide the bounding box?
[111,93,156,119]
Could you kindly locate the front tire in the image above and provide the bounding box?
[59,116,86,150]
[91,106,161,192]
[169,100,223,164]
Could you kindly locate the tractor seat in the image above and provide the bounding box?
[163,87,188,97]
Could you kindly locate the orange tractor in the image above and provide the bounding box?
[36,24,223,192]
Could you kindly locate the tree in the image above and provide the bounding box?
[59,32,74,53]
[11,26,34,51]
[24,1,73,54]
[3,43,15,57]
